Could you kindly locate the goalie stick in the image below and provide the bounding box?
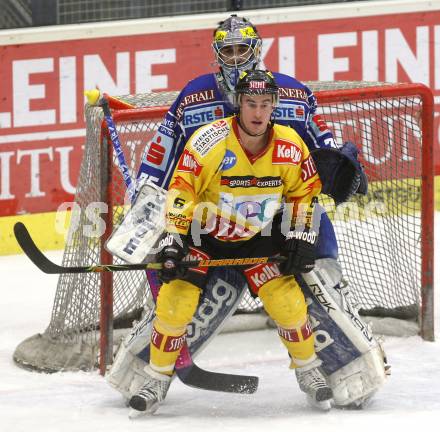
[14,225,261,394]
[100,94,137,202]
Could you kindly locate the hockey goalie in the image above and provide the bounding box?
[101,15,387,417]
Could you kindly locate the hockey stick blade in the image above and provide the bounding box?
[14,222,141,274]
[175,344,258,394]
[176,363,258,394]
[14,222,285,275]
[14,222,68,274]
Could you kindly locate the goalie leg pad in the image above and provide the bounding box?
[301,259,388,407]
[106,309,155,401]
[107,343,152,402]
[329,344,387,407]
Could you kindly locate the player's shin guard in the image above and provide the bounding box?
[149,320,186,375]
[258,276,316,364]
[150,279,201,374]
[258,276,332,409]
[276,320,316,367]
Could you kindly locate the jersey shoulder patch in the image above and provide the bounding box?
[274,72,311,102]
[189,118,231,159]
[176,148,203,177]
[174,74,219,121]
[272,125,305,166]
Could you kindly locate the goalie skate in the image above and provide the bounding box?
[128,365,171,418]
[295,358,333,411]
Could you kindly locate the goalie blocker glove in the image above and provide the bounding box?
[156,232,189,283]
[282,198,318,275]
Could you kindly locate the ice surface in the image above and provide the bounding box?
[0,213,439,432]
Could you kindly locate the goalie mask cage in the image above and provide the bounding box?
[13,82,434,374]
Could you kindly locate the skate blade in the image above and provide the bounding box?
[307,395,333,411]
[129,408,146,419]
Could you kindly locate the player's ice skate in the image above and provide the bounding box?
[295,358,333,411]
[128,365,171,418]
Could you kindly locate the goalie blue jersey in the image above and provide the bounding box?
[136,72,337,189]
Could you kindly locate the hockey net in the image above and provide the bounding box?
[13,82,434,373]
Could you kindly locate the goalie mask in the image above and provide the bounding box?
[212,15,262,92]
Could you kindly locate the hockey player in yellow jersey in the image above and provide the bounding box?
[128,70,333,417]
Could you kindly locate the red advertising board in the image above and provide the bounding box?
[1,10,439,216]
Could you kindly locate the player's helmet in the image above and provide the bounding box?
[235,70,279,107]
[212,15,262,91]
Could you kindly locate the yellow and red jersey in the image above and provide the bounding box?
[165,116,321,241]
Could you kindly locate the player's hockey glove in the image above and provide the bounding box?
[281,198,318,275]
[156,232,189,283]
[281,229,317,274]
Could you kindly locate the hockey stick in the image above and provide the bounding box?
[97,98,260,394]
[15,221,259,393]
[15,221,284,275]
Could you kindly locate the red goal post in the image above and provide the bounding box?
[12,82,435,375]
